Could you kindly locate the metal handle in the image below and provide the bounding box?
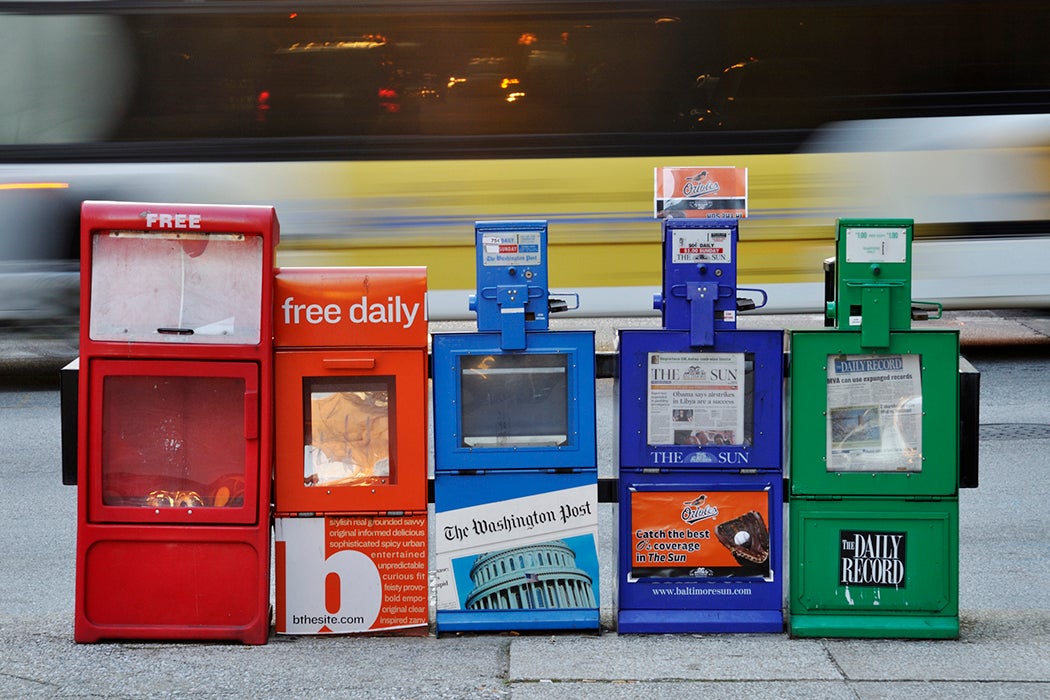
[322,358,376,370]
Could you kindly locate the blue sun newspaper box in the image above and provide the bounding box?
[432,221,600,634]
[616,218,785,633]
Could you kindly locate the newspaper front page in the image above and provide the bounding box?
[647,352,746,447]
[826,354,923,472]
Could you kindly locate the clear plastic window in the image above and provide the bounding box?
[646,352,754,447]
[101,374,248,508]
[459,353,569,447]
[89,230,263,343]
[303,377,394,486]
[826,353,923,472]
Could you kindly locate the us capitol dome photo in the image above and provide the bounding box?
[465,540,597,610]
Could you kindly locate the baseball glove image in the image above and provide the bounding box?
[715,510,770,564]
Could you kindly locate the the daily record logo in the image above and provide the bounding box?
[840,529,907,587]
[833,357,904,374]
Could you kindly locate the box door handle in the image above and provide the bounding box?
[322,358,376,371]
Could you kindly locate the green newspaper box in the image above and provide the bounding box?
[789,219,961,639]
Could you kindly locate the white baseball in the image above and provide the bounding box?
[734,531,750,545]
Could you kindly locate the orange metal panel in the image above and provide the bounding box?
[274,267,427,349]
[274,349,428,514]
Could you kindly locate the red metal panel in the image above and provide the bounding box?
[75,523,270,644]
[75,201,277,644]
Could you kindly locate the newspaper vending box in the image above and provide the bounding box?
[74,201,278,644]
[272,267,429,635]
[432,221,600,634]
[789,219,961,639]
[617,218,785,633]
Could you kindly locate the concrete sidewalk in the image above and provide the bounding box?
[2,608,1049,698]
[3,396,1050,697]
[3,489,1050,699]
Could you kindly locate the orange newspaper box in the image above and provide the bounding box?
[75,201,278,644]
[273,267,430,635]
[273,267,428,515]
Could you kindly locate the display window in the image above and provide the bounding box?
[825,353,922,473]
[458,353,569,448]
[88,229,264,344]
[431,331,596,472]
[645,351,755,448]
[87,359,261,524]
[303,376,395,487]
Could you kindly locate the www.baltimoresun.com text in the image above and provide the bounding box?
[652,587,753,596]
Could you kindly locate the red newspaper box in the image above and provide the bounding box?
[272,267,429,635]
[75,201,277,644]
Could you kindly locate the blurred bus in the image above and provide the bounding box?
[1,0,1049,327]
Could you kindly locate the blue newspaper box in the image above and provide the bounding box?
[432,221,600,634]
[617,218,784,633]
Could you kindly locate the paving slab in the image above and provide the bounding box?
[508,634,841,682]
[825,611,1050,683]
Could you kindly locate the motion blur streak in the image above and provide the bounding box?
[1,2,1048,326]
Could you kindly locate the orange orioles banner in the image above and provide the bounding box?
[654,166,748,219]
[630,490,770,579]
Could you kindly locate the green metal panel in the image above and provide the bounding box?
[789,497,959,639]
[829,219,913,334]
[789,329,959,497]
[860,286,890,348]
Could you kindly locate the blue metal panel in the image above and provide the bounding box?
[470,220,550,346]
[618,609,783,634]
[616,471,784,634]
[658,218,739,335]
[617,328,784,471]
[437,609,600,634]
[434,469,597,511]
[432,331,596,472]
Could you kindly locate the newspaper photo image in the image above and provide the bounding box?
[826,354,923,472]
